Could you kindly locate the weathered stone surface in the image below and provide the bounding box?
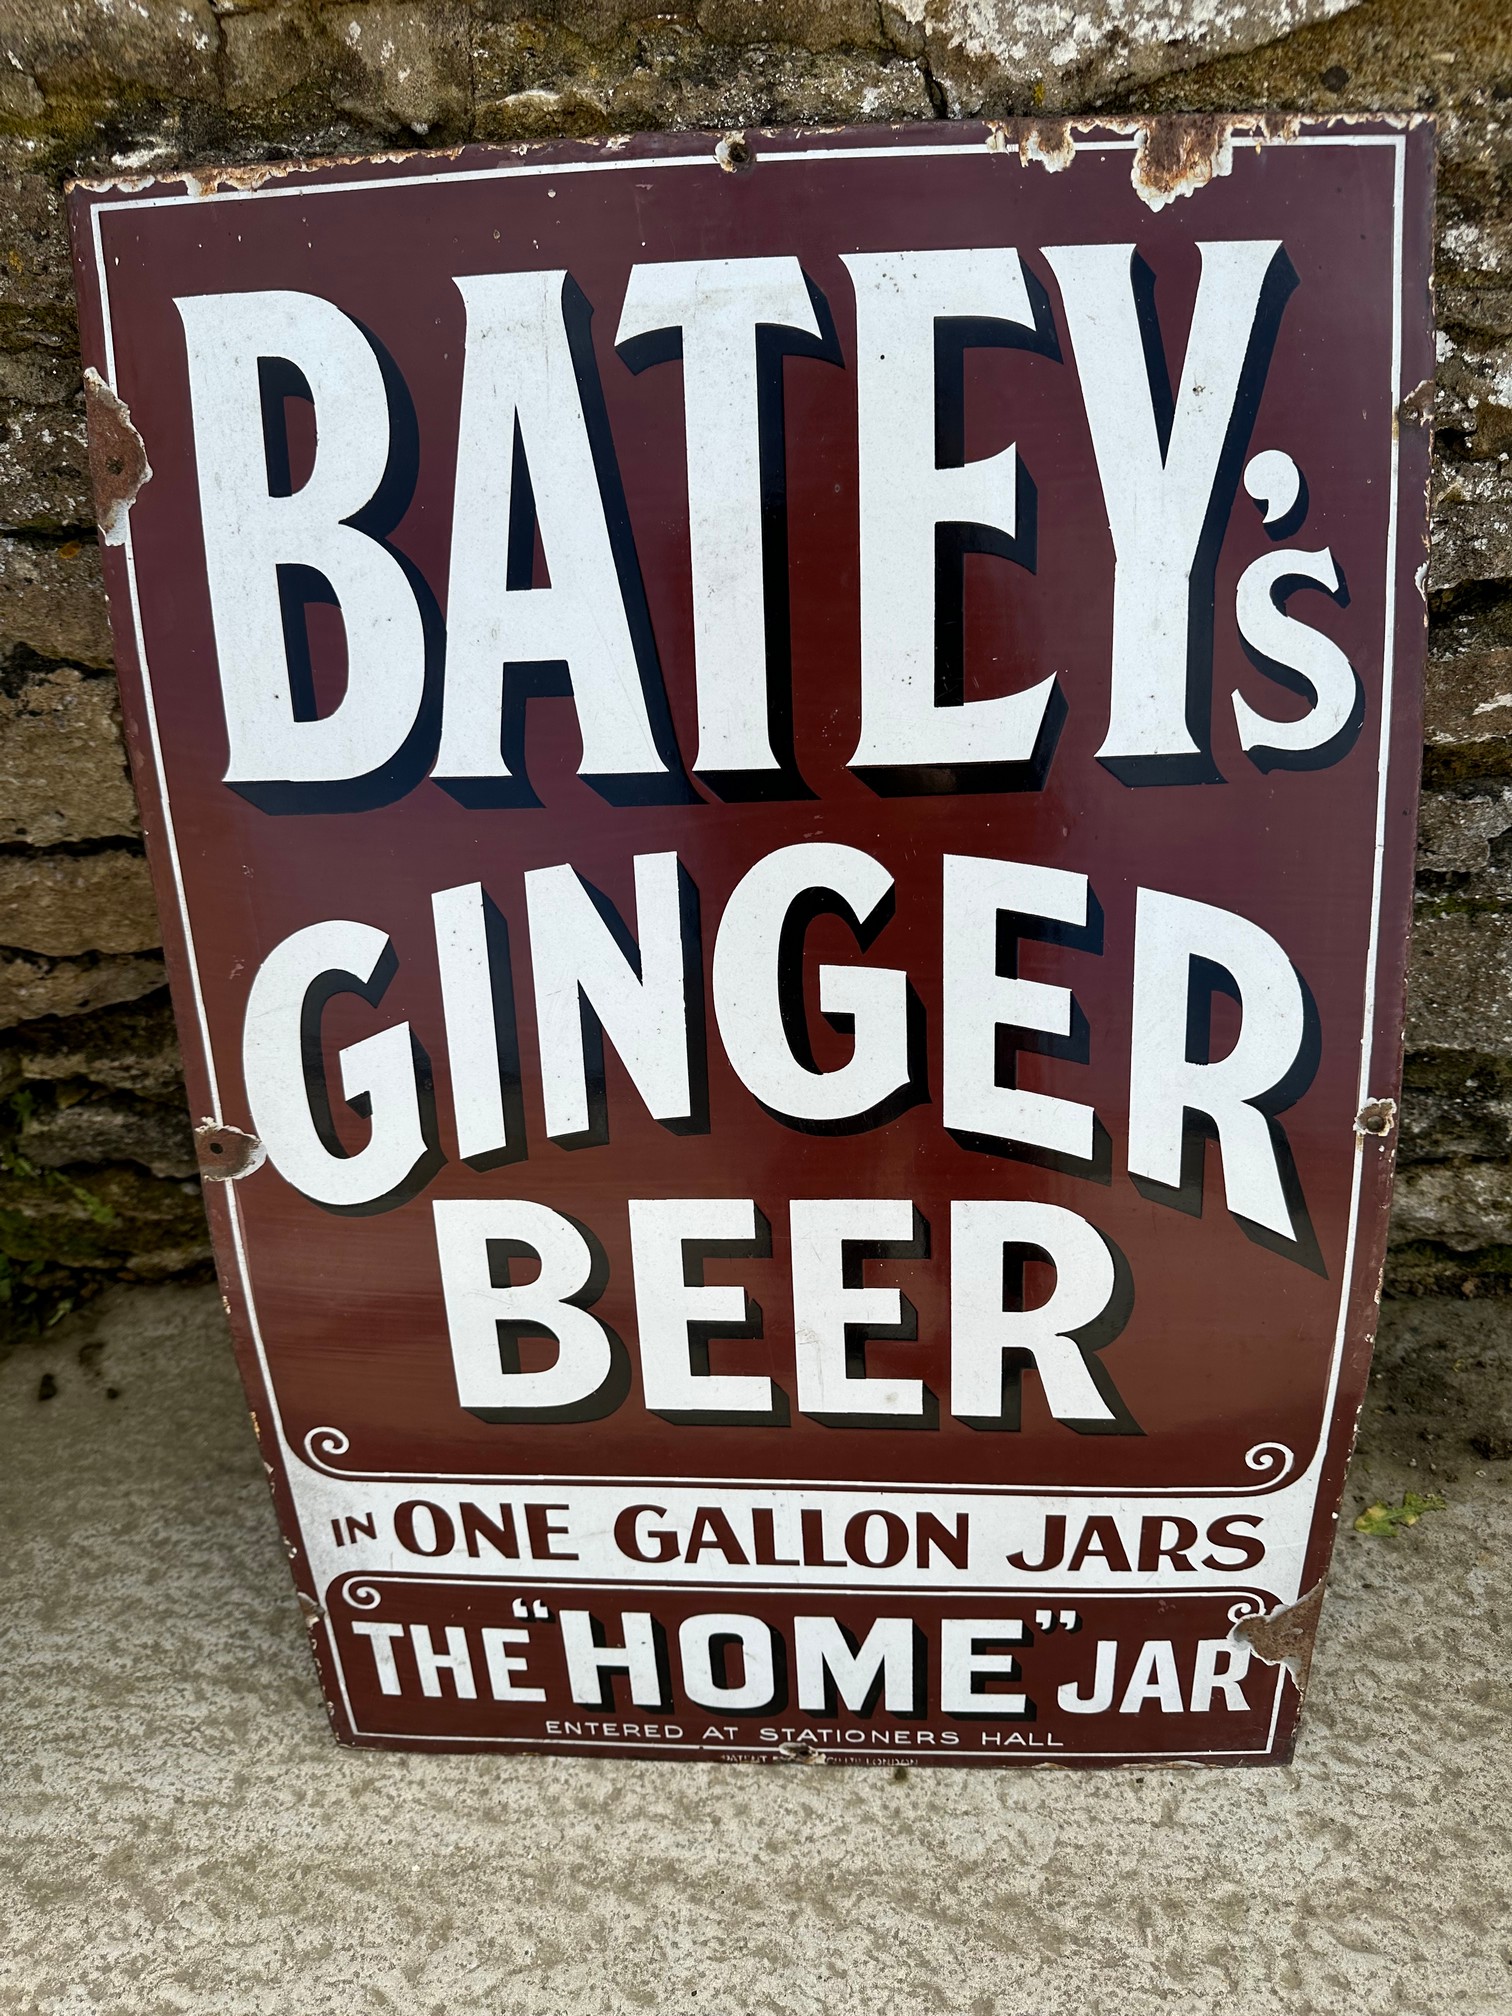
[0,1156,207,1272]
[700,0,887,52]
[0,0,220,143]
[0,537,113,669]
[0,949,164,1030]
[1391,1158,1512,1252]
[1126,0,1496,117]
[324,1,472,136]
[1439,278,1512,350]
[0,349,79,408]
[17,1091,196,1180]
[1435,335,1512,462]
[0,0,1493,172]
[1399,1051,1512,1165]
[1360,1297,1512,1470]
[905,0,1359,115]
[0,666,136,846]
[1406,909,1512,1058]
[1418,782,1512,874]
[470,20,933,137]
[0,990,180,1101]
[1440,209,1512,289]
[0,401,91,531]
[223,1,472,142]
[1425,645,1512,772]
[1429,464,1512,599]
[0,174,73,349]
[220,5,349,117]
[0,850,157,957]
[467,0,925,140]
[660,45,933,128]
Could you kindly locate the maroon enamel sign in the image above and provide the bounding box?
[70,117,1434,1765]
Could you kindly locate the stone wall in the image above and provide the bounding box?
[1,0,1509,1328]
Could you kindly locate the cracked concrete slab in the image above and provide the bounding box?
[0,1283,1508,2016]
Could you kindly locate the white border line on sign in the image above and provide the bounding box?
[89,130,1406,1759]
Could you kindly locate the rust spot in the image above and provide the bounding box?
[190,161,315,197]
[1132,116,1236,211]
[195,1119,267,1182]
[69,148,441,201]
[1130,114,1301,213]
[1355,1096,1397,1138]
[777,1738,824,1762]
[1233,1580,1325,1693]
[1015,120,1075,174]
[1395,377,1434,434]
[83,367,152,547]
[715,132,754,174]
[64,116,1431,221]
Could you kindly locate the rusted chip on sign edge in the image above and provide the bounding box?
[195,1118,267,1182]
[715,130,754,173]
[1355,1096,1398,1139]
[1232,1581,1326,1694]
[986,119,1076,173]
[777,1738,824,1763]
[987,111,1425,215]
[1130,113,1303,212]
[65,135,653,202]
[83,367,152,546]
[987,112,1303,207]
[66,109,1428,212]
[1396,378,1435,434]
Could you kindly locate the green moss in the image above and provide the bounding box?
[1354,1492,1448,1537]
[1,1092,113,1209]
[0,1088,115,1231]
[1410,877,1512,920]
[0,1086,208,1338]
[0,1250,103,1339]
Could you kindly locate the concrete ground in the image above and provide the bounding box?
[0,1286,1508,2016]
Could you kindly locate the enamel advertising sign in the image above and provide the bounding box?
[69,117,1434,1765]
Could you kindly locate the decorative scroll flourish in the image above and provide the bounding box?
[296,1425,1301,1497]
[302,1425,352,1473]
[1243,1442,1296,1486]
[344,1581,383,1611]
[1227,1595,1271,1625]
